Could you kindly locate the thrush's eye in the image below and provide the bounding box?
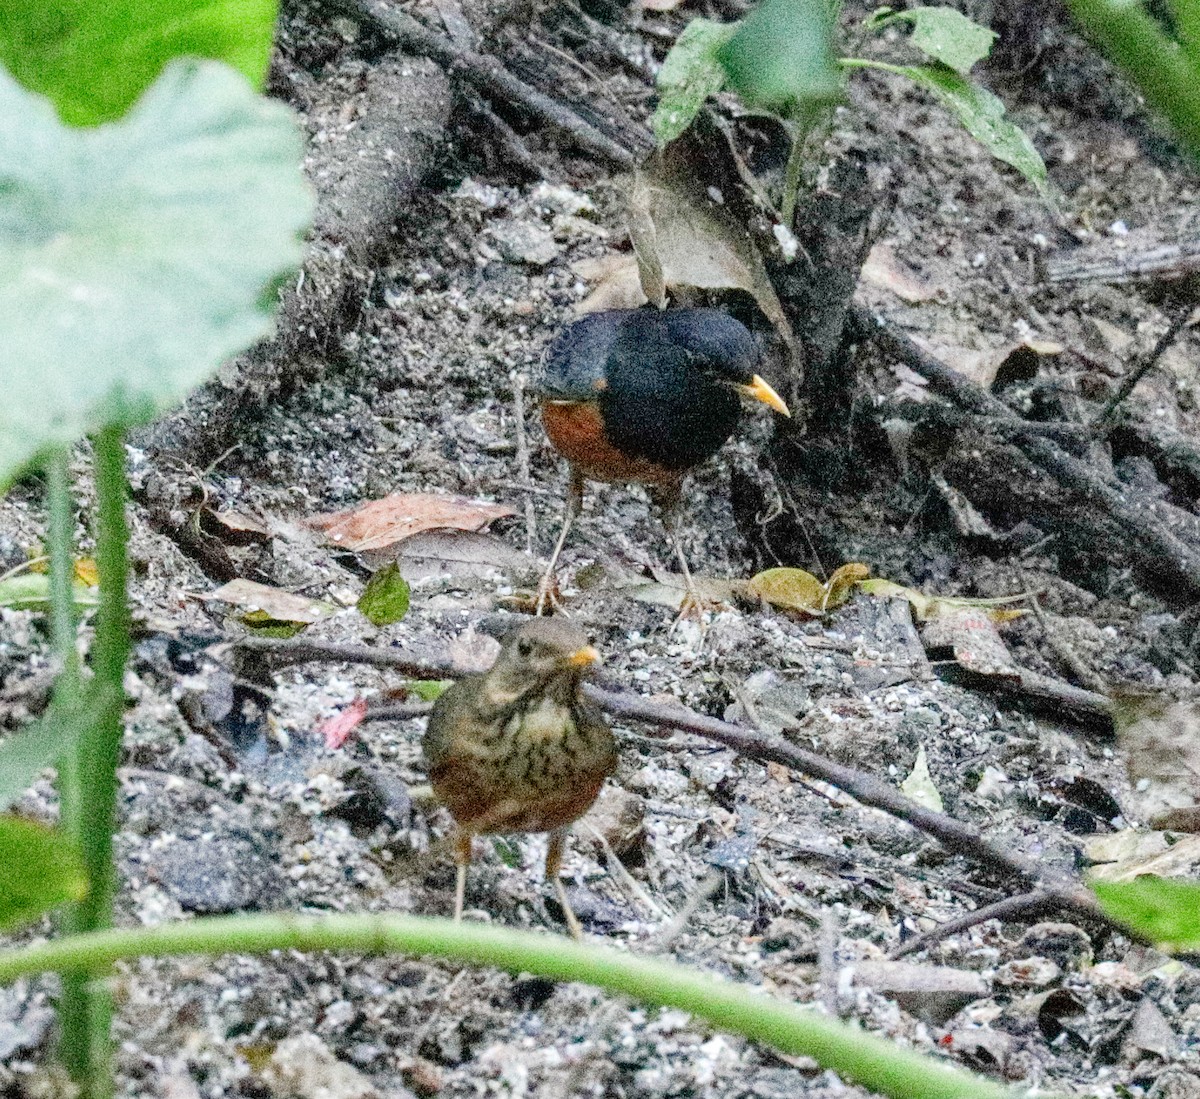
[516,637,534,658]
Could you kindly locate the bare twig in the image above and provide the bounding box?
[231,634,1124,937]
[888,888,1105,959]
[321,0,636,168]
[512,374,538,555]
[852,305,1200,607]
[1096,303,1195,423]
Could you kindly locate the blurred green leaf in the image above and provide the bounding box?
[0,0,279,127]
[652,18,737,145]
[862,61,1048,197]
[357,563,411,627]
[0,815,87,930]
[717,0,843,118]
[491,836,522,868]
[866,6,996,75]
[1093,876,1200,949]
[409,680,453,702]
[0,572,99,611]
[0,687,114,812]
[0,59,311,484]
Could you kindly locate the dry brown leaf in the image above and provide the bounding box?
[308,493,515,554]
[915,335,1062,392]
[861,243,942,303]
[921,604,1021,678]
[204,579,333,624]
[1112,695,1200,823]
[1086,831,1200,881]
[628,153,793,350]
[572,253,649,315]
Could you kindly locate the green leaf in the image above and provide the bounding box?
[0,0,279,126]
[357,563,411,627]
[652,18,737,145]
[878,61,1048,196]
[0,572,99,611]
[0,59,312,485]
[1093,876,1200,950]
[717,0,843,118]
[0,815,87,930]
[491,836,523,868]
[867,6,996,75]
[409,680,453,702]
[0,684,117,812]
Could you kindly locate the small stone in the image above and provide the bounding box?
[994,956,1062,989]
[851,960,988,1025]
[261,1033,380,1099]
[488,220,560,267]
[586,785,646,858]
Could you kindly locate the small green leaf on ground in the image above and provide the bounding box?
[652,18,737,145]
[0,0,279,126]
[717,0,843,117]
[0,573,99,611]
[357,563,411,627]
[867,6,996,75]
[887,63,1048,196]
[1093,877,1200,950]
[409,680,453,702]
[900,745,944,811]
[0,59,311,484]
[0,815,87,930]
[492,836,523,868]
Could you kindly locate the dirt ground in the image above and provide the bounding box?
[3,0,1200,1096]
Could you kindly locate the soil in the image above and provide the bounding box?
[4,0,1200,1096]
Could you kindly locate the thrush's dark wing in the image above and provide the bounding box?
[537,311,624,402]
[421,675,483,772]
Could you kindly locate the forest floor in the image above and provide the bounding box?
[3,0,1200,1096]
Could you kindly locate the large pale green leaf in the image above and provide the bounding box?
[857,60,1048,197]
[866,6,996,75]
[1093,876,1200,950]
[717,0,843,119]
[0,0,278,126]
[652,18,737,145]
[0,59,312,483]
[0,815,87,929]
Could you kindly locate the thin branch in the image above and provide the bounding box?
[1096,303,1194,423]
[321,0,637,168]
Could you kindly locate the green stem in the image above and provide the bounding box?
[0,915,1020,1099]
[780,126,806,234]
[57,427,130,1098]
[1064,0,1200,161]
[45,449,80,685]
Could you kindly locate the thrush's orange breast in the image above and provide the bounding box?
[541,400,681,487]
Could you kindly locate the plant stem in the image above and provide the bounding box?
[45,449,80,684]
[780,124,806,233]
[1064,0,1200,161]
[57,427,130,1098]
[0,915,1021,1099]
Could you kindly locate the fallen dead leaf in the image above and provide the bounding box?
[308,493,515,555]
[628,149,794,352]
[1112,695,1200,823]
[321,699,368,750]
[861,242,942,303]
[572,253,649,315]
[203,579,333,625]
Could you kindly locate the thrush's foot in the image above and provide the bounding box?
[533,571,566,616]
